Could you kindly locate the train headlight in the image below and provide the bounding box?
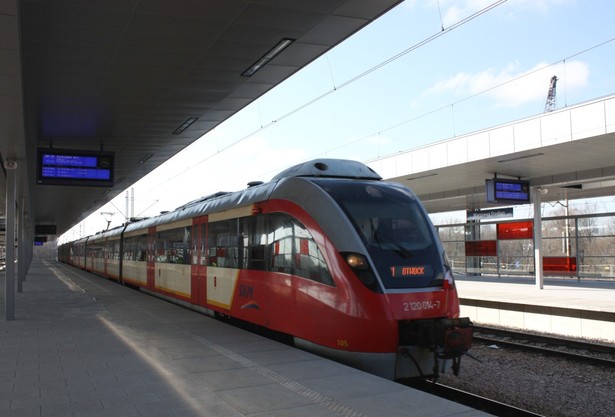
[346,253,368,269]
[343,252,381,293]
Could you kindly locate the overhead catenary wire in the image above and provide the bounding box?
[327,35,615,159]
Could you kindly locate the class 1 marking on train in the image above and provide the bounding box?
[390,265,428,277]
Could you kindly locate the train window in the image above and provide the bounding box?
[268,213,333,285]
[137,234,147,261]
[103,241,112,259]
[209,220,236,267]
[123,234,147,261]
[113,240,123,260]
[156,227,191,264]
[268,214,294,274]
[87,241,103,259]
[106,240,112,260]
[249,215,267,271]
[208,216,265,270]
[208,219,249,268]
[123,237,134,261]
[204,214,330,282]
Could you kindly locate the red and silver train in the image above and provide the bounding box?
[58,159,472,380]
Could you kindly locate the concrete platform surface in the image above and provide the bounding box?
[456,274,615,342]
[1,260,488,417]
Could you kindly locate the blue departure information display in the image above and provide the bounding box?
[41,166,111,180]
[494,180,529,201]
[486,178,530,204]
[37,148,115,187]
[42,154,98,168]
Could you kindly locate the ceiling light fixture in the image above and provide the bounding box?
[173,117,198,134]
[497,152,544,163]
[241,38,295,77]
[406,173,437,181]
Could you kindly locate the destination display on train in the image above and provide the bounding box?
[389,264,431,278]
[37,148,115,186]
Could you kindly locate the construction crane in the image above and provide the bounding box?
[544,75,558,112]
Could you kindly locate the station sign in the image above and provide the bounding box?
[467,208,513,221]
[35,224,57,235]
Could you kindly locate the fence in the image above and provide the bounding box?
[435,212,615,279]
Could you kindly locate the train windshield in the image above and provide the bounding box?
[315,180,444,289]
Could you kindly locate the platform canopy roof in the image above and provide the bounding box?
[0,0,403,239]
[2,0,615,245]
[371,95,615,215]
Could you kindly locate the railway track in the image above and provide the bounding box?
[403,379,542,417]
[405,327,615,416]
[472,325,615,367]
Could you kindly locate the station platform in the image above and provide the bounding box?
[455,274,615,343]
[1,260,489,417]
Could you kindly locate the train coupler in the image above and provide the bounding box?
[442,317,473,355]
[399,316,473,377]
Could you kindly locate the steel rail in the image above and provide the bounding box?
[473,325,615,368]
[403,379,543,417]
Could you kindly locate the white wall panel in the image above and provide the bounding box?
[571,101,606,140]
[446,137,468,165]
[513,118,541,151]
[427,143,448,169]
[395,152,413,176]
[489,125,515,156]
[540,111,571,146]
[467,131,490,161]
[411,147,430,172]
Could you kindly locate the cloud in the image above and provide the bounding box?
[404,0,573,27]
[439,0,497,26]
[425,60,589,107]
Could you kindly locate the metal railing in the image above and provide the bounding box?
[435,212,615,280]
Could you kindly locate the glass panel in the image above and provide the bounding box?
[249,215,267,271]
[267,213,333,285]
[315,180,443,289]
[497,221,533,240]
[156,227,190,264]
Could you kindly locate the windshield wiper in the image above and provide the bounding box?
[372,223,413,259]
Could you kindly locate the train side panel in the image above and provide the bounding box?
[155,264,191,300]
[122,260,148,286]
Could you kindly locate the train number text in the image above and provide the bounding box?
[403,301,440,311]
[336,339,349,347]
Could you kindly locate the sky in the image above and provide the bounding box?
[59,0,615,242]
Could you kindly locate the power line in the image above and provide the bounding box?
[327,35,615,158]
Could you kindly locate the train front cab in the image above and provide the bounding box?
[302,177,473,380]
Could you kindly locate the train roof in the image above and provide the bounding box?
[271,159,382,181]
[117,179,277,236]
[68,159,383,242]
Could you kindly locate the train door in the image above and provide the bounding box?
[146,226,156,290]
[191,216,208,306]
